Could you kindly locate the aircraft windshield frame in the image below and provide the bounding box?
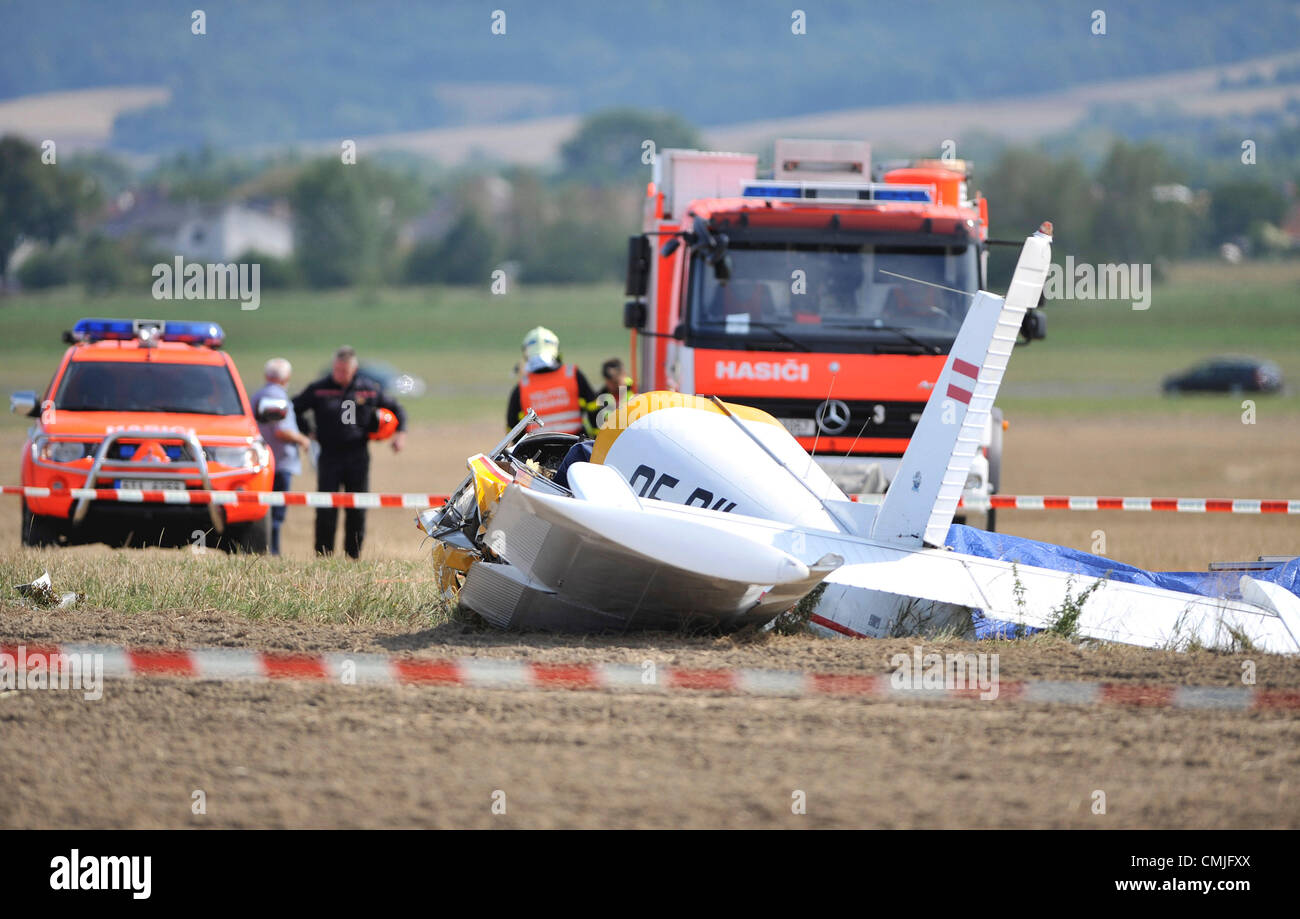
[686,242,979,351]
[54,360,246,416]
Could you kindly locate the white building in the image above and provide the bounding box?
[174,202,294,261]
[102,191,294,260]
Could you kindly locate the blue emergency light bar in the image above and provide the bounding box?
[69,318,225,348]
[743,184,802,199]
[871,187,932,202]
[741,179,933,204]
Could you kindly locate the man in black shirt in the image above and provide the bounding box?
[292,346,407,558]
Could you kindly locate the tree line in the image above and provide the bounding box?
[1,110,1295,295]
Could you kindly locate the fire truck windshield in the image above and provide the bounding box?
[688,242,978,352]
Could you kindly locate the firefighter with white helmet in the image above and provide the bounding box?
[506,326,598,435]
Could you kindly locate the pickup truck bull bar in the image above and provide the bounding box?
[38,428,255,532]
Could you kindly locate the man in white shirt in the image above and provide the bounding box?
[251,357,312,556]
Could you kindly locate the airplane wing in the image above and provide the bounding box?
[871,226,1051,547]
[624,485,1300,653]
[819,550,1300,653]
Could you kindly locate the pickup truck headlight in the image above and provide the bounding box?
[41,441,91,463]
[205,445,255,467]
[204,441,270,469]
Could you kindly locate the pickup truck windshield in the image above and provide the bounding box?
[688,242,978,351]
[55,361,245,415]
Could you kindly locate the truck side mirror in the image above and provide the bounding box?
[9,390,37,417]
[1020,310,1046,342]
[624,235,651,297]
[257,396,290,422]
[623,300,647,331]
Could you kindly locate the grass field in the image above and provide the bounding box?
[0,548,443,625]
[1000,260,1300,417]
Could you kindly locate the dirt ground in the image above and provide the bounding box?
[4,676,1298,829]
[3,602,1299,829]
[0,413,1297,828]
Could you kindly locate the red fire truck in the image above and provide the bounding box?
[621,139,1044,528]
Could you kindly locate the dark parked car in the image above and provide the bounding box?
[316,360,427,397]
[1162,357,1283,394]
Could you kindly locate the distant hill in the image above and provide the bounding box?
[0,86,168,151]
[2,0,1299,154]
[323,49,1300,168]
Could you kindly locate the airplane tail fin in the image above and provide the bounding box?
[870,226,1052,547]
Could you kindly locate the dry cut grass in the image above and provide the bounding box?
[0,547,448,626]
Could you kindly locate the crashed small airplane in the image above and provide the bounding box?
[418,226,1300,654]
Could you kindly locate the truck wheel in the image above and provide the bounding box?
[21,504,66,547]
[221,515,270,555]
[986,408,1004,533]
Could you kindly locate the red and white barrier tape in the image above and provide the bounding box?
[0,485,446,509]
[959,495,1300,514]
[3,485,1298,513]
[2,642,1295,710]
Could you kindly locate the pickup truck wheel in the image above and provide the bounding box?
[21,504,66,547]
[221,515,270,555]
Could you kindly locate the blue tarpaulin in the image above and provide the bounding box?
[942,524,1300,640]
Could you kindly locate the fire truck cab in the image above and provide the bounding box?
[622,139,1044,525]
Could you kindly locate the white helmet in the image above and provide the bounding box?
[522,326,560,364]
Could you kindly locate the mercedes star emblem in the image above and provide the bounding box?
[815,399,851,435]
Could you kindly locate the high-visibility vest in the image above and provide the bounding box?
[519,363,583,434]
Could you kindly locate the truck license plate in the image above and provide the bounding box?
[778,418,816,437]
[115,479,184,490]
